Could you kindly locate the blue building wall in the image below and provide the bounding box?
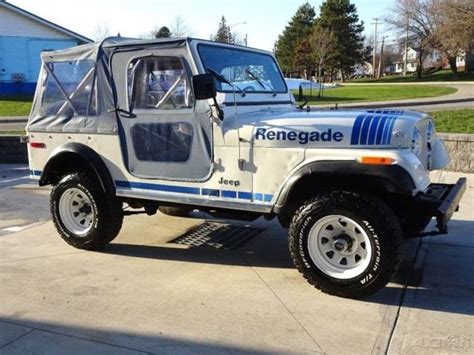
[0,36,81,96]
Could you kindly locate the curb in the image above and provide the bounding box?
[0,117,28,124]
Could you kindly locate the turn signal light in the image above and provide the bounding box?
[360,156,395,165]
[30,142,46,149]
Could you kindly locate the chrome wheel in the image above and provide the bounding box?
[58,188,95,236]
[307,215,372,279]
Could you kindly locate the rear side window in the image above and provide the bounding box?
[40,60,96,116]
[127,56,193,110]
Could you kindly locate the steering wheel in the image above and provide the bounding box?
[242,86,256,94]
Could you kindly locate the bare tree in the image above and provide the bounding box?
[308,25,337,94]
[138,16,193,40]
[435,0,474,73]
[169,16,193,38]
[92,23,111,41]
[385,0,438,78]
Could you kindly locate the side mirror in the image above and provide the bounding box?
[192,74,216,100]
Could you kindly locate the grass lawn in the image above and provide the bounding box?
[349,69,474,83]
[431,109,474,134]
[0,97,33,116]
[295,85,457,105]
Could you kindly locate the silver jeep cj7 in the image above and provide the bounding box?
[26,37,466,298]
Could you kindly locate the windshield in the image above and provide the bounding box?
[198,44,287,94]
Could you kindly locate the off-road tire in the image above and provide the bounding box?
[50,173,123,250]
[288,191,403,299]
[159,206,194,217]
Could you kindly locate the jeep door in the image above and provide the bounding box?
[111,47,212,181]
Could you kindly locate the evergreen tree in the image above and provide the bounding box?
[155,26,171,38]
[274,3,316,75]
[214,16,233,44]
[317,0,367,81]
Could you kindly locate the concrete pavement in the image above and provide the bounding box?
[0,165,473,354]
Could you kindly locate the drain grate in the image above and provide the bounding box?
[171,222,263,250]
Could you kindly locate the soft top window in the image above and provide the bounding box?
[198,44,287,94]
[39,60,96,117]
[127,56,193,110]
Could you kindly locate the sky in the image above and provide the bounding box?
[9,0,394,51]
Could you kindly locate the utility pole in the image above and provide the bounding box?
[371,18,381,78]
[377,36,385,79]
[403,15,409,77]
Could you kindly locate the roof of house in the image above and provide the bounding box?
[0,0,92,43]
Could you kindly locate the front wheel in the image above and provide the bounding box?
[289,191,403,298]
[50,173,123,250]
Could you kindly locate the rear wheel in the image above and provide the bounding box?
[289,191,403,298]
[51,173,123,250]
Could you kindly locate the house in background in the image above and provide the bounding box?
[394,47,419,74]
[394,46,466,74]
[0,0,91,96]
[442,50,466,70]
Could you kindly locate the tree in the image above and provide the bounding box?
[213,16,233,44]
[317,0,367,82]
[309,25,337,88]
[435,0,474,73]
[155,26,171,38]
[386,0,438,77]
[169,16,192,38]
[293,39,313,78]
[92,23,111,41]
[274,3,316,76]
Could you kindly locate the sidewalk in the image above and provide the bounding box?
[0,167,472,354]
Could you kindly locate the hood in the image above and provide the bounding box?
[222,107,431,149]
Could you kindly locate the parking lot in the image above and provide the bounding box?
[0,164,473,354]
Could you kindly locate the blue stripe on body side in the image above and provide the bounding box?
[385,116,397,144]
[116,180,273,203]
[351,115,399,146]
[115,180,201,195]
[359,115,374,145]
[202,188,220,197]
[375,116,389,145]
[367,115,381,145]
[222,190,237,198]
[350,114,366,145]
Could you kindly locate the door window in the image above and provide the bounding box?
[127,56,193,110]
[131,122,193,162]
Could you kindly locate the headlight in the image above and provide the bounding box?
[411,127,422,156]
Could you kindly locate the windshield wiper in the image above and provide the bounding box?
[207,68,245,97]
[245,69,277,97]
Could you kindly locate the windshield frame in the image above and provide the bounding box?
[196,43,288,95]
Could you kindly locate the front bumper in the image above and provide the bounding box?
[415,177,467,234]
